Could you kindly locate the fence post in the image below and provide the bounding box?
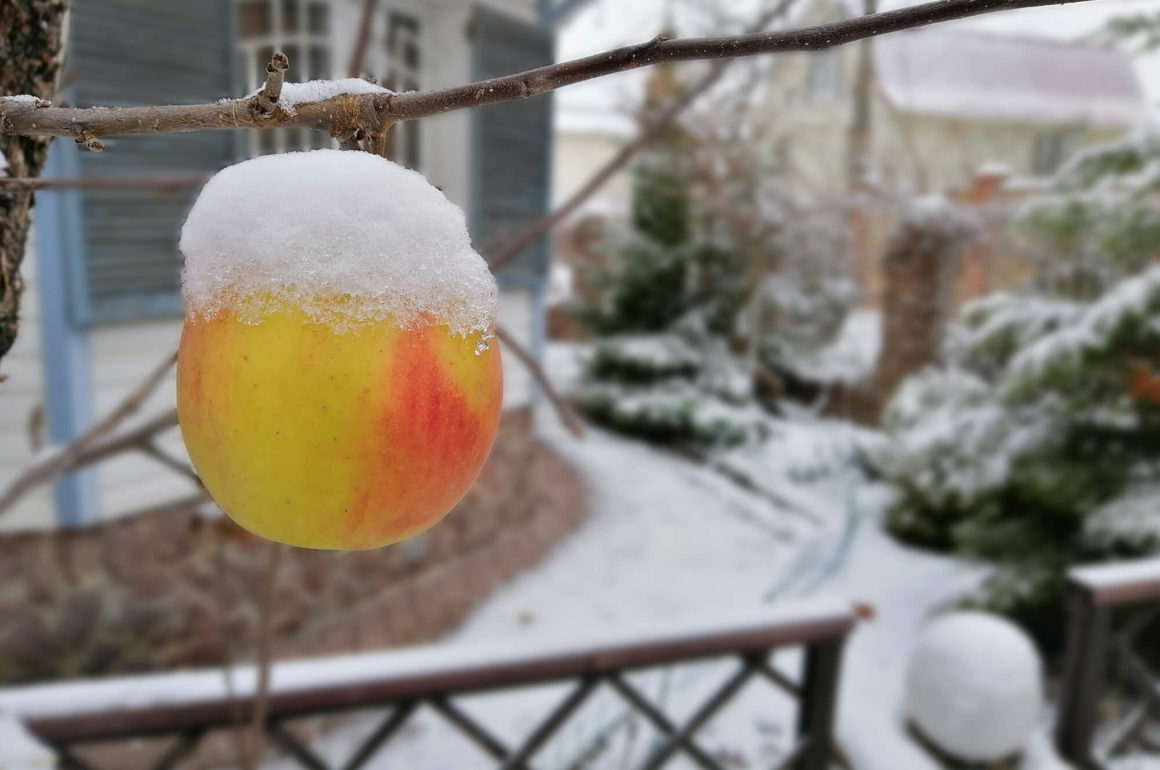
[1055,583,1109,770]
[796,637,846,770]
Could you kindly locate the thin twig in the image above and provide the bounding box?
[486,0,799,272]
[244,541,285,770]
[0,352,176,514]
[141,440,203,487]
[252,51,289,117]
[0,0,1093,145]
[347,0,379,78]
[496,325,585,438]
[0,175,205,191]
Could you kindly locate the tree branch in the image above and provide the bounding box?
[487,0,797,272]
[0,0,1093,144]
[496,325,585,439]
[0,175,206,191]
[0,352,176,514]
[347,0,379,78]
[244,541,285,770]
[252,51,289,117]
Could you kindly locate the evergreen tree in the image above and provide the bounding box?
[871,134,1160,654]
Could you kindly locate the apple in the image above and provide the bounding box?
[177,300,503,550]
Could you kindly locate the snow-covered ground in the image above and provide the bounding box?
[255,343,1023,770]
[0,340,1086,768]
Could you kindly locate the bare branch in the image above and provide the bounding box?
[347,0,379,78]
[141,441,203,487]
[496,325,585,439]
[487,0,797,272]
[252,51,289,118]
[0,353,176,514]
[0,407,178,516]
[0,0,1094,144]
[244,542,285,770]
[0,175,205,191]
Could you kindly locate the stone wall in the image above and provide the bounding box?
[0,409,585,685]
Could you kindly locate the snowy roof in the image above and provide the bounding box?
[874,28,1144,127]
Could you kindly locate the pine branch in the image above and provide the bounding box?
[0,0,1093,146]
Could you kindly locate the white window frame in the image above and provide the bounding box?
[235,0,340,156]
[361,2,425,170]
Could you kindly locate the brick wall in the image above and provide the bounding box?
[0,409,585,685]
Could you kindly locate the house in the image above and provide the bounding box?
[763,1,1146,194]
[1,0,582,531]
[547,0,1146,315]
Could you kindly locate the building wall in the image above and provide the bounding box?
[0,228,55,532]
[760,0,1132,196]
[870,108,1125,194]
[552,130,633,217]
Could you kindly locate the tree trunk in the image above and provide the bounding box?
[0,0,68,367]
[866,201,973,420]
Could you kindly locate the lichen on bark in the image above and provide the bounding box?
[0,0,68,365]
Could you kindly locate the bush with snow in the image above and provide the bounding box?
[873,266,1160,650]
[906,612,1043,763]
[570,65,856,447]
[1016,132,1160,300]
[570,66,858,447]
[872,133,1160,651]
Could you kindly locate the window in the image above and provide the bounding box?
[365,10,423,169]
[235,1,422,168]
[806,50,841,99]
[1032,129,1077,176]
[236,0,336,156]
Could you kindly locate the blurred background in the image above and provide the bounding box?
[6,0,1160,768]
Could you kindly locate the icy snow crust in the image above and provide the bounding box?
[179,149,497,337]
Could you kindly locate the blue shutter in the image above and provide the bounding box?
[470,6,554,290]
[67,0,237,324]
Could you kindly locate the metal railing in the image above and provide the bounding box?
[1056,558,1160,769]
[4,600,856,770]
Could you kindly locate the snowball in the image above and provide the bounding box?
[179,149,497,337]
[905,612,1043,763]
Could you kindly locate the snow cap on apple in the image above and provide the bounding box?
[180,148,497,335]
[177,149,503,550]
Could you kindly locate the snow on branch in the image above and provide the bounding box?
[0,0,1092,147]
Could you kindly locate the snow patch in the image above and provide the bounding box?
[0,712,53,769]
[271,78,392,115]
[788,309,881,385]
[179,149,497,337]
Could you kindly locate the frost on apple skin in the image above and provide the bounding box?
[178,149,498,340]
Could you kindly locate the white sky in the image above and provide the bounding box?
[556,0,1160,133]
